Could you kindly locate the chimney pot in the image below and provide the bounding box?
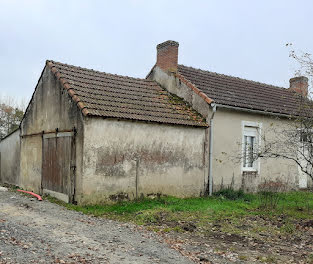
[289,76,308,97]
[156,40,179,73]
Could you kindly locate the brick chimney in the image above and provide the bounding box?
[156,40,179,72]
[289,76,308,97]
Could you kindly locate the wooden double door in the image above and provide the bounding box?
[42,132,75,203]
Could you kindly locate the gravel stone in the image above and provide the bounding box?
[0,190,193,264]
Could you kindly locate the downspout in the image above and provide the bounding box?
[208,103,217,196]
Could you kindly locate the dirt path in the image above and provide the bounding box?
[0,190,193,264]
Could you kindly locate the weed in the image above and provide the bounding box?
[134,208,171,224]
[307,254,313,264]
[266,255,278,263]
[280,222,296,234]
[258,181,287,210]
[239,255,248,261]
[45,191,313,238]
[42,191,313,263]
[213,187,251,201]
[257,255,277,263]
[258,191,281,209]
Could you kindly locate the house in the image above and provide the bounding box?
[148,40,312,192]
[0,59,208,204]
[0,40,311,204]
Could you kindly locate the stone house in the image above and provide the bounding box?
[0,60,208,204]
[148,40,312,193]
[0,40,311,204]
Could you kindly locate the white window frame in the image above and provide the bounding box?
[299,128,313,149]
[241,121,262,173]
[297,128,312,188]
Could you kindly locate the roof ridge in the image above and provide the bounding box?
[175,72,213,105]
[178,64,289,92]
[47,60,156,83]
[46,60,89,116]
[177,64,311,116]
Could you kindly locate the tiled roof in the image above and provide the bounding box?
[178,64,309,116]
[47,61,207,127]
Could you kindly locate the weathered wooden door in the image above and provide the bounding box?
[42,132,75,202]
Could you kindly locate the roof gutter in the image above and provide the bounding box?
[208,103,217,196]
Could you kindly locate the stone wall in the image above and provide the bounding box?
[0,129,20,186]
[20,65,84,197]
[79,117,208,204]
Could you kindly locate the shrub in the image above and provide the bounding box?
[258,181,287,210]
[214,187,248,201]
[258,191,280,210]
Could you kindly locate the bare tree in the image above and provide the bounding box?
[257,109,313,182]
[287,43,313,91]
[0,95,25,139]
[250,46,313,183]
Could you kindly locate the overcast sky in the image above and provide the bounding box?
[0,0,312,103]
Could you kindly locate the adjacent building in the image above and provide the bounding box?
[0,40,311,204]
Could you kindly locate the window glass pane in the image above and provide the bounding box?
[243,124,259,170]
[248,136,255,167]
[247,136,251,167]
[243,135,247,167]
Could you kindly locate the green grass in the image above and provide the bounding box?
[46,191,313,225]
[45,190,313,262]
[47,195,255,220]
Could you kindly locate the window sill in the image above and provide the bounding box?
[242,168,258,172]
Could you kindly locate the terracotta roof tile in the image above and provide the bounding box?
[47,61,207,127]
[178,64,310,116]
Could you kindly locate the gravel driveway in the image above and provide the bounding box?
[0,189,193,264]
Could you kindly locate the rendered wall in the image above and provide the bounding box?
[149,66,210,118]
[0,129,20,186]
[150,66,304,192]
[20,65,84,197]
[211,108,300,192]
[80,118,207,204]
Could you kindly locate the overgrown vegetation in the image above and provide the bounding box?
[213,187,251,201]
[46,190,313,225]
[44,190,313,262]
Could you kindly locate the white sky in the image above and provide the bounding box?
[0,0,312,102]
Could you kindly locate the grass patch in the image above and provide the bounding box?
[44,191,313,262]
[213,187,252,201]
[45,191,313,225]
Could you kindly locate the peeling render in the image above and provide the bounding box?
[80,117,208,204]
[19,66,84,199]
[149,66,309,192]
[6,63,208,205]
